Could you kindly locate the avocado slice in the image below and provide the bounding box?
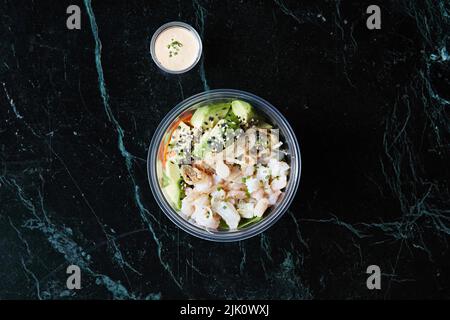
[191,103,231,129]
[162,161,182,210]
[231,100,255,124]
[193,119,232,158]
[258,121,273,129]
[224,110,240,130]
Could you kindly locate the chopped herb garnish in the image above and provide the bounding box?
[167,39,183,58]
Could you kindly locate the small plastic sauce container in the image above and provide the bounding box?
[150,21,202,74]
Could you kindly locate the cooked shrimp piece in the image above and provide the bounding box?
[242,164,255,176]
[180,165,200,185]
[213,201,241,229]
[278,162,290,176]
[228,182,245,191]
[210,188,226,206]
[192,208,220,229]
[194,175,213,193]
[271,175,287,191]
[227,165,243,182]
[251,188,265,201]
[193,194,209,206]
[193,160,215,175]
[228,190,247,200]
[268,159,289,177]
[213,174,223,185]
[181,197,195,217]
[245,177,260,194]
[237,201,255,218]
[171,114,291,231]
[215,159,230,179]
[254,198,270,217]
[268,190,282,205]
[186,192,200,205]
[256,165,271,182]
[191,195,220,229]
[263,181,273,194]
[184,187,194,196]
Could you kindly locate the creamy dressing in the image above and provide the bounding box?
[154,26,200,72]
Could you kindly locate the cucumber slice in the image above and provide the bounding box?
[165,160,181,182]
[162,161,182,210]
[163,181,182,210]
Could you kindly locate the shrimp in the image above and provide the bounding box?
[191,195,220,229]
[227,190,247,200]
[192,208,220,229]
[210,188,226,206]
[194,175,213,193]
[180,165,204,185]
[256,165,271,182]
[180,188,197,217]
[180,165,214,193]
[215,159,230,179]
[251,188,265,201]
[237,201,255,218]
[213,174,223,185]
[241,164,254,176]
[228,182,245,191]
[268,190,282,205]
[268,159,289,177]
[213,201,240,229]
[227,165,243,182]
[245,177,260,194]
[193,160,215,175]
[174,121,290,230]
[254,198,270,217]
[271,175,287,191]
[181,198,195,217]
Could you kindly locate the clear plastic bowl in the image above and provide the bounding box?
[147,89,301,242]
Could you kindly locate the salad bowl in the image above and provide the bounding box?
[147,89,301,242]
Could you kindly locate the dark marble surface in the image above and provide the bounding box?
[1,0,449,299]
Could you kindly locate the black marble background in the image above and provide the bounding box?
[0,0,449,299]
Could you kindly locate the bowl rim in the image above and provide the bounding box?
[147,89,302,242]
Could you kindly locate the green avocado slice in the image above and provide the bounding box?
[231,100,255,124]
[191,103,231,129]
